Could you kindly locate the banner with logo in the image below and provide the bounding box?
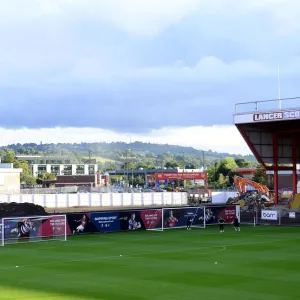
[37,215,71,237]
[261,210,278,221]
[204,206,237,225]
[289,212,296,219]
[67,213,99,235]
[0,216,72,241]
[163,207,205,228]
[90,212,120,233]
[155,172,208,181]
[119,209,163,231]
[0,205,239,239]
[67,209,163,234]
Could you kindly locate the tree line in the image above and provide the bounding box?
[0,147,267,188]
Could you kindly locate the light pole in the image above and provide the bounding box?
[125,149,129,186]
[123,154,126,186]
[127,136,132,188]
[130,149,134,188]
[182,151,185,189]
[214,160,218,189]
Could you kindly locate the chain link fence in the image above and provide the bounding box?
[20,186,78,194]
[18,186,146,194]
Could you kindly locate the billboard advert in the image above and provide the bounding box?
[261,210,278,221]
[203,206,237,225]
[155,172,208,181]
[163,207,205,228]
[67,209,163,235]
[0,215,70,242]
[0,206,239,239]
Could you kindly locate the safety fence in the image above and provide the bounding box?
[0,192,188,208]
[240,208,300,226]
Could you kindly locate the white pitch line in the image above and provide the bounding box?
[0,237,295,271]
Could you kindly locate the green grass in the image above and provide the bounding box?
[1,226,300,300]
[92,156,118,164]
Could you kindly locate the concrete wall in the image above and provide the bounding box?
[0,192,188,208]
[212,191,238,204]
[0,171,21,194]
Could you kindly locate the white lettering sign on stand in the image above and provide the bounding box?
[261,210,278,220]
[289,212,296,219]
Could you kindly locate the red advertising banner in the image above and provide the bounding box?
[155,172,208,180]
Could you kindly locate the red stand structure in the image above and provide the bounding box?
[234,98,300,204]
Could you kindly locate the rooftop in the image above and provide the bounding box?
[234,97,300,167]
[234,97,300,125]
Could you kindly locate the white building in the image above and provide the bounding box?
[0,163,22,194]
[15,155,98,178]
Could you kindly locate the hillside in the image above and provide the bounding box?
[1,142,255,168]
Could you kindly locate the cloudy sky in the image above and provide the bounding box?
[0,0,300,154]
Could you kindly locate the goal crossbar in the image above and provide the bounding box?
[148,207,206,231]
[1,214,67,246]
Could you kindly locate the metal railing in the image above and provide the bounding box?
[235,97,300,114]
[20,186,78,194]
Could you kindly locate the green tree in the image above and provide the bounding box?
[22,175,36,185]
[122,161,137,170]
[221,157,238,173]
[3,149,15,163]
[208,158,238,187]
[185,164,197,169]
[207,161,219,187]
[110,175,124,184]
[37,172,56,181]
[234,158,251,168]
[218,174,226,186]
[252,164,267,185]
[133,176,145,186]
[165,161,180,169]
[13,160,36,185]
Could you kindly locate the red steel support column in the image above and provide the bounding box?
[273,134,279,205]
[292,136,297,196]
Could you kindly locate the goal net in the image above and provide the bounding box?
[1,215,67,246]
[143,209,164,232]
[162,207,206,230]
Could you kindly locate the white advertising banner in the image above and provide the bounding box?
[234,109,300,124]
[261,210,278,220]
[289,212,296,219]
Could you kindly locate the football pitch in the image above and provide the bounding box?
[0,226,299,300]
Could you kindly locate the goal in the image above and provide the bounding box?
[144,209,164,232]
[1,215,67,246]
[148,207,206,231]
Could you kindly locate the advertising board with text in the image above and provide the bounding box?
[163,207,204,228]
[261,210,278,221]
[155,172,208,181]
[204,206,237,225]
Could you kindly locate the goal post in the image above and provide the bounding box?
[1,214,67,246]
[162,206,206,230]
[190,206,207,229]
[144,209,164,232]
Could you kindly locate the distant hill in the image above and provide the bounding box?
[1,141,255,163]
